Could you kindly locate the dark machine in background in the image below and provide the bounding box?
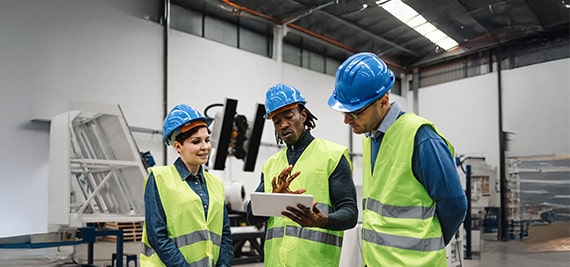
[204,98,267,265]
[205,98,266,173]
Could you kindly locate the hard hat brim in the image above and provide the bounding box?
[264,103,299,120]
[327,94,377,113]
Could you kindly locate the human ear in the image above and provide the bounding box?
[380,94,390,107]
[173,141,182,153]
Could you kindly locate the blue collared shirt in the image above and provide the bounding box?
[368,102,467,244]
[144,158,233,267]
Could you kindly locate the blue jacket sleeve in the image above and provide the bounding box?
[144,173,190,267]
[216,206,234,267]
[413,125,468,245]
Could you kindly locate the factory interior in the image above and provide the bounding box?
[0,0,569,266]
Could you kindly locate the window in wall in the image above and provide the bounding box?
[418,51,496,87]
[170,5,203,36]
[239,27,270,57]
[204,16,237,47]
[414,44,569,88]
[420,60,467,87]
[391,77,402,96]
[303,50,325,73]
[283,43,302,67]
[325,57,341,76]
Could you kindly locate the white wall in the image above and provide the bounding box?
[0,0,163,237]
[502,59,570,156]
[416,58,570,169]
[418,74,500,165]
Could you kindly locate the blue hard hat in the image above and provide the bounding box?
[328,52,395,112]
[162,104,209,146]
[264,83,307,119]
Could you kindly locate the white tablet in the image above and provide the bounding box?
[250,192,313,217]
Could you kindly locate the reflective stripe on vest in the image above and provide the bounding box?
[141,247,211,267]
[265,225,343,247]
[363,197,436,220]
[362,228,444,252]
[142,230,222,257]
[188,257,211,267]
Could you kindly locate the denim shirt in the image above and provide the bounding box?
[368,102,467,244]
[144,158,233,267]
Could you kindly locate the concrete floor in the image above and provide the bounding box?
[477,233,570,267]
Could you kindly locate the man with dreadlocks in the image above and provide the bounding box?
[246,83,358,267]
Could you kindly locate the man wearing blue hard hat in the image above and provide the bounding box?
[328,53,467,267]
[141,104,233,267]
[246,83,358,267]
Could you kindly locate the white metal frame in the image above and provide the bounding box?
[48,104,146,228]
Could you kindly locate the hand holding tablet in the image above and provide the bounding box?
[250,192,313,217]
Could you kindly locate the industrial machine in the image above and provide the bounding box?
[48,105,147,227]
[205,98,268,264]
[0,103,147,267]
[207,98,266,173]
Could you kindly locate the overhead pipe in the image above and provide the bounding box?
[282,1,337,25]
[222,0,356,53]
[220,0,407,72]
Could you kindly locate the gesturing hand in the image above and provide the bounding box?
[271,165,306,194]
[282,202,328,228]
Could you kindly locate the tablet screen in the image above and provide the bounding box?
[250,192,313,217]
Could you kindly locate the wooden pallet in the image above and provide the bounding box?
[103,221,143,242]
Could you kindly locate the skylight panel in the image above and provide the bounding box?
[378,0,458,50]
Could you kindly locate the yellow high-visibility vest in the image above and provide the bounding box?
[141,166,225,267]
[262,138,351,267]
[362,113,454,267]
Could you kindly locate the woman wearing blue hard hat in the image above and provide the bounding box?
[246,83,358,267]
[328,52,467,267]
[141,104,233,267]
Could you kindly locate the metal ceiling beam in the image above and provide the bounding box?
[313,8,422,56]
[280,0,419,56]
[283,1,337,25]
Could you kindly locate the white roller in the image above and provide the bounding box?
[224,181,246,212]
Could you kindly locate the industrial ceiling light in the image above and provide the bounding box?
[377,0,459,50]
